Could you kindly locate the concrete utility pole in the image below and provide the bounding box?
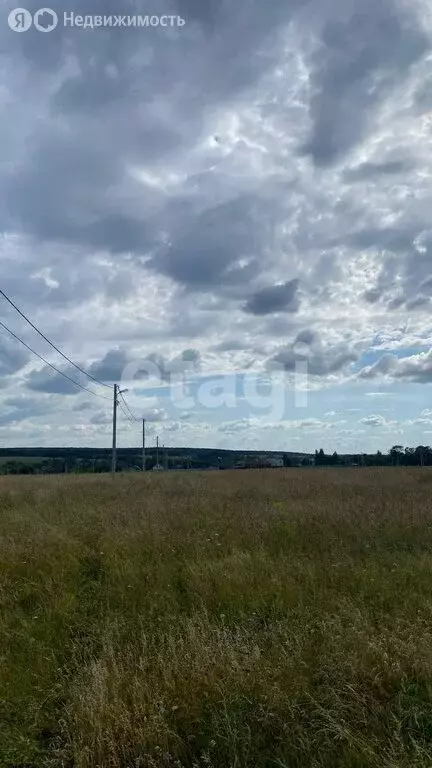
[142,419,146,472]
[112,383,128,478]
[112,384,118,477]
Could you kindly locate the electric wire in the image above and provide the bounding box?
[0,320,110,401]
[119,390,140,422]
[0,288,111,389]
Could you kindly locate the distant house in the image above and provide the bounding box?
[267,456,284,468]
[153,464,164,471]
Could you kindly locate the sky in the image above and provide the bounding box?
[1,0,432,454]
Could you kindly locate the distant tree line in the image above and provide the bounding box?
[312,446,432,467]
[1,445,432,475]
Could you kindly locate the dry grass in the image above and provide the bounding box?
[2,468,432,767]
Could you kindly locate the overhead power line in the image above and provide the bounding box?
[0,288,111,389]
[118,400,134,423]
[0,320,110,401]
[119,390,139,422]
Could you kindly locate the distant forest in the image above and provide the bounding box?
[0,444,430,474]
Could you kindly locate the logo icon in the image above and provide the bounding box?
[8,7,32,31]
[33,7,57,31]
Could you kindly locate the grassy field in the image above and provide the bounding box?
[2,468,432,767]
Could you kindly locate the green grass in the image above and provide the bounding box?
[2,468,432,767]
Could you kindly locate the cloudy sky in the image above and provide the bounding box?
[1,0,432,453]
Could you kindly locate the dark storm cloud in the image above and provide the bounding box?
[244,279,300,316]
[359,352,432,385]
[213,340,246,352]
[356,227,432,312]
[2,0,424,309]
[399,362,432,384]
[301,0,428,166]
[169,348,200,373]
[140,349,200,382]
[363,288,384,305]
[414,76,432,111]
[4,135,152,253]
[88,347,200,386]
[405,295,431,310]
[90,410,111,425]
[89,349,130,383]
[0,336,29,376]
[174,0,219,26]
[72,401,94,412]
[1,0,300,269]
[152,196,267,289]
[349,226,414,253]
[25,365,87,394]
[6,0,298,79]
[270,331,359,376]
[343,159,414,182]
[295,329,317,346]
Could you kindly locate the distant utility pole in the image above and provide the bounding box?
[142,419,146,472]
[156,436,159,467]
[112,383,128,478]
